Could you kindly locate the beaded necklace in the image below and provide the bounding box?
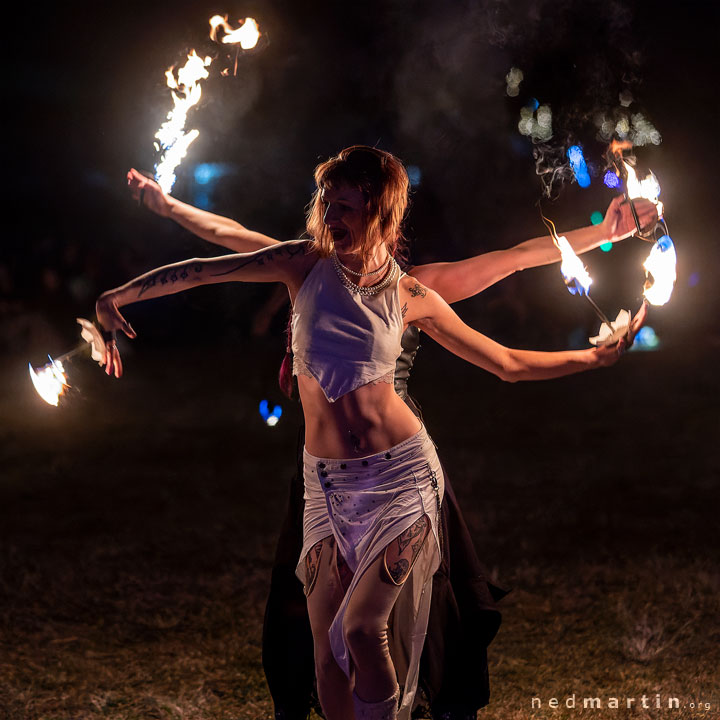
[331,253,399,296]
[332,250,391,278]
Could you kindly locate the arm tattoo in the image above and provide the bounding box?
[138,262,203,298]
[409,283,427,298]
[401,302,408,318]
[209,242,305,278]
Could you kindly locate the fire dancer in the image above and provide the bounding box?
[126,165,656,720]
[98,147,648,720]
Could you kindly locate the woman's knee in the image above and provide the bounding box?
[314,642,348,690]
[343,615,387,660]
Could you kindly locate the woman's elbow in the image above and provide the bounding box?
[495,352,524,382]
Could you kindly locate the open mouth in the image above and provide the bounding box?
[330,228,349,242]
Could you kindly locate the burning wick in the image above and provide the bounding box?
[209,16,260,50]
[609,140,663,241]
[608,141,677,307]
[540,210,616,331]
[209,15,261,76]
[29,356,71,407]
[152,16,261,194]
[153,50,212,195]
[28,319,107,407]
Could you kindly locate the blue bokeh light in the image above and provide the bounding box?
[603,170,620,189]
[406,165,422,187]
[631,326,660,352]
[600,241,613,252]
[590,211,604,225]
[259,399,283,426]
[567,145,591,188]
[688,272,700,287]
[194,162,234,185]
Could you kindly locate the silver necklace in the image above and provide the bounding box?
[331,253,398,296]
[332,250,390,277]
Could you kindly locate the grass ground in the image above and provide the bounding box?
[1,336,718,719]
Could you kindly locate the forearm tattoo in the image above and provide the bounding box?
[138,262,203,298]
[401,302,408,318]
[409,283,427,298]
[209,242,306,278]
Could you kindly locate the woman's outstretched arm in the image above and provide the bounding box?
[127,168,280,252]
[401,276,646,382]
[411,197,658,304]
[96,240,310,376]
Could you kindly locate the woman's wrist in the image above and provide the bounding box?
[159,194,177,218]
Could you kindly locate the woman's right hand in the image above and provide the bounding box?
[127,168,172,217]
[96,292,137,378]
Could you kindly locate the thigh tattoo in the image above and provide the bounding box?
[383,515,430,586]
[304,540,324,596]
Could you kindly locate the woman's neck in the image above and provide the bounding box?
[334,246,390,283]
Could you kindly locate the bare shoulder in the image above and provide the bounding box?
[399,274,446,325]
[399,274,429,298]
[282,239,319,296]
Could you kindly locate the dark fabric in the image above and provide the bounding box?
[394,325,420,400]
[262,325,508,719]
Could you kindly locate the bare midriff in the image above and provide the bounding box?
[298,375,422,458]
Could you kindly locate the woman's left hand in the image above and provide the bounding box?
[601,196,658,243]
[593,301,649,367]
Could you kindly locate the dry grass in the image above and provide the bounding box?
[2,341,718,719]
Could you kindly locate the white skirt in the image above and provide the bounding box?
[297,425,444,720]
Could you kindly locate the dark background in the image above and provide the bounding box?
[1,2,718,718]
[4,0,718,356]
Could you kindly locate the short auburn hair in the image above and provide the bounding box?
[305,146,410,270]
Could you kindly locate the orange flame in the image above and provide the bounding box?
[609,139,633,157]
[154,50,212,194]
[209,15,260,49]
[29,358,69,407]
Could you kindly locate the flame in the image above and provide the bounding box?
[209,15,260,49]
[643,235,676,306]
[609,139,633,156]
[556,235,593,295]
[29,357,68,407]
[154,50,212,194]
[623,160,663,213]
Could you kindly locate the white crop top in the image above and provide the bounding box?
[291,257,404,402]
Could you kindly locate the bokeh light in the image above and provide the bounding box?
[259,399,283,426]
[406,165,422,187]
[600,241,613,252]
[630,326,660,351]
[518,103,552,142]
[567,145,591,188]
[603,171,620,189]
[590,211,604,225]
[505,67,523,97]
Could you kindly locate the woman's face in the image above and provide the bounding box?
[320,184,367,252]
